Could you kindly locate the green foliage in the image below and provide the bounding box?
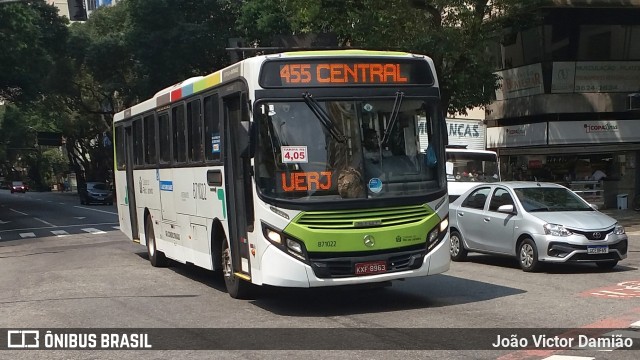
[0,0,69,103]
[126,0,239,99]
[237,0,539,115]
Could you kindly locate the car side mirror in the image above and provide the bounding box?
[497,204,515,214]
[590,203,599,210]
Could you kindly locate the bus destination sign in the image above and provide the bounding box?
[260,59,433,87]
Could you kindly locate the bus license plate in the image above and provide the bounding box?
[587,245,608,254]
[355,261,386,275]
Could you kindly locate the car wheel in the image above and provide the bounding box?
[222,236,254,299]
[596,260,618,270]
[518,238,540,272]
[146,215,168,267]
[449,230,468,261]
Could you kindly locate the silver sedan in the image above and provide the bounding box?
[448,181,628,271]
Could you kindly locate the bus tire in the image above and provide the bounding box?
[221,236,254,299]
[146,215,168,267]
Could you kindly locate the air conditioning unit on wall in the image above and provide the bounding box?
[628,93,640,111]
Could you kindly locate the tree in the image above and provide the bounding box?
[237,0,539,115]
[126,0,241,99]
[0,0,69,104]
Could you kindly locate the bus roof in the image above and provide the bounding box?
[114,49,434,123]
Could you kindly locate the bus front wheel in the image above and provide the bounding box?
[146,215,168,267]
[221,237,254,299]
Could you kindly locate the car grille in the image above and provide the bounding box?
[548,240,627,261]
[296,205,430,230]
[566,227,614,240]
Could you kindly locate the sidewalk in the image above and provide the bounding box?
[600,209,640,228]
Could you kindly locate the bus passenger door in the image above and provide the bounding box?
[223,92,254,279]
[124,125,139,240]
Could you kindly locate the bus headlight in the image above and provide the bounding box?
[427,216,449,251]
[428,229,438,243]
[261,222,308,261]
[286,239,305,259]
[266,229,282,244]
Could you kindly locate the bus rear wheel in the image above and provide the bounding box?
[221,237,254,299]
[146,215,168,267]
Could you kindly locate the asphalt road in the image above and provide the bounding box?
[0,189,119,242]
[0,189,638,359]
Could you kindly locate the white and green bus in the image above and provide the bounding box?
[113,50,450,298]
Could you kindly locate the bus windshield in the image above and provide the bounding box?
[256,98,442,201]
[446,151,500,183]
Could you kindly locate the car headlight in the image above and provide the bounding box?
[543,223,572,236]
[614,224,625,235]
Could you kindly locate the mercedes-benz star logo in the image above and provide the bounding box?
[363,235,375,247]
[592,232,602,239]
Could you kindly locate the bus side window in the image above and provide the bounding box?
[171,103,186,164]
[187,99,203,163]
[158,113,171,163]
[115,125,125,170]
[143,113,157,165]
[132,117,143,166]
[204,94,221,162]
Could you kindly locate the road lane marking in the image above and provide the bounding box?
[631,320,640,328]
[541,356,594,360]
[499,307,640,360]
[113,226,120,230]
[82,228,106,235]
[0,222,118,233]
[51,230,69,237]
[19,232,36,238]
[10,209,29,216]
[34,217,56,227]
[73,206,117,215]
[582,280,640,298]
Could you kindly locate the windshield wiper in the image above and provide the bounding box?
[302,92,346,143]
[381,91,404,146]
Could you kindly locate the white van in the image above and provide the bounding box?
[446,147,501,202]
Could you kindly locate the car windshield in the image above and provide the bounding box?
[89,183,108,190]
[514,187,593,212]
[445,151,500,183]
[255,98,442,202]
[12,181,23,186]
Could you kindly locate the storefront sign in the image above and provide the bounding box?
[495,63,544,100]
[486,123,547,148]
[548,120,640,144]
[446,119,485,150]
[552,61,640,93]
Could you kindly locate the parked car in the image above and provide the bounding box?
[79,182,113,205]
[10,181,27,193]
[449,181,627,272]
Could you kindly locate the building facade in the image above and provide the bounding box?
[47,0,118,21]
[486,0,640,209]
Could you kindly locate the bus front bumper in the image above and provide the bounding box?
[258,232,450,288]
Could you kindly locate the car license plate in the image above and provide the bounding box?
[587,245,608,254]
[355,261,386,275]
